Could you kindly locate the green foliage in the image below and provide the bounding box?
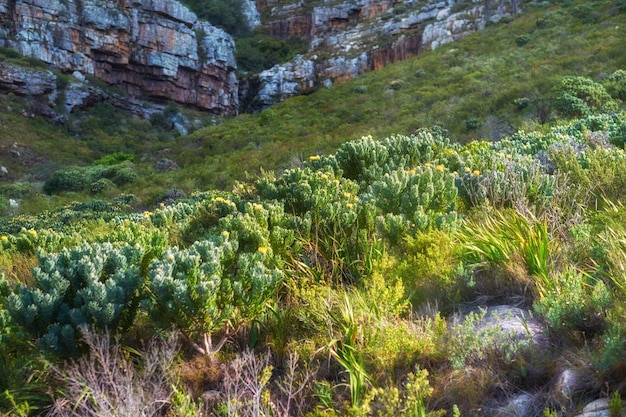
[460,210,552,299]
[182,0,249,36]
[43,162,138,194]
[570,4,600,23]
[332,130,450,188]
[609,391,623,417]
[0,47,20,59]
[533,267,610,334]
[553,76,618,118]
[369,367,444,417]
[146,234,283,354]
[602,69,626,102]
[93,152,134,166]
[396,230,462,307]
[146,238,238,349]
[236,34,309,73]
[0,182,31,199]
[550,145,626,206]
[515,35,531,46]
[5,242,144,356]
[449,308,532,370]
[367,165,458,239]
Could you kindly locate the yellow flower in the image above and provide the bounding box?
[1,236,8,242]
[253,203,263,211]
[346,203,354,209]
[223,199,232,205]
[333,179,340,185]
[309,155,320,161]
[407,169,416,175]
[257,246,268,255]
[167,254,175,261]
[464,167,471,173]
[321,174,329,180]
[473,169,481,176]
[435,165,444,172]
[221,231,230,238]
[506,154,512,159]
[424,162,431,167]
[343,192,352,199]
[215,196,224,203]
[452,171,458,176]
[159,202,165,208]
[498,152,505,158]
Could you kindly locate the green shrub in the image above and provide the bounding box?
[0,46,20,59]
[146,236,283,356]
[43,168,89,194]
[181,0,248,35]
[460,210,552,300]
[465,117,482,131]
[5,242,144,356]
[93,152,134,166]
[515,35,531,46]
[0,182,31,199]
[112,166,138,185]
[236,35,308,73]
[43,163,138,194]
[570,4,600,23]
[367,165,459,236]
[534,267,610,335]
[602,69,626,102]
[553,76,617,118]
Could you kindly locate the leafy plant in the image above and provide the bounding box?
[460,210,553,299]
[553,76,618,118]
[5,242,144,356]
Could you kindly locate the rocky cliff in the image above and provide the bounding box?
[0,0,238,115]
[242,0,525,110]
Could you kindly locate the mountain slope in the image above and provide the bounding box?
[0,0,625,214]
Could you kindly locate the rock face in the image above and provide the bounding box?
[242,0,525,109]
[0,0,238,115]
[0,61,56,97]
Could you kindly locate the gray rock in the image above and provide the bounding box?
[574,398,626,417]
[454,305,549,348]
[72,71,86,83]
[0,0,238,114]
[242,0,261,29]
[249,0,521,107]
[0,62,56,96]
[553,367,594,403]
[496,393,542,417]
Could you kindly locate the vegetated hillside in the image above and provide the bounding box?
[2,98,626,416]
[1,0,624,216]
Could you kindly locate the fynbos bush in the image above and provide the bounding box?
[6,242,144,356]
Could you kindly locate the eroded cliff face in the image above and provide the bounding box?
[242,0,524,110]
[0,0,238,115]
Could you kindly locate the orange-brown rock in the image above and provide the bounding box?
[0,0,238,115]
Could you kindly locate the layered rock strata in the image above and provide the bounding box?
[243,0,523,109]
[0,0,238,115]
